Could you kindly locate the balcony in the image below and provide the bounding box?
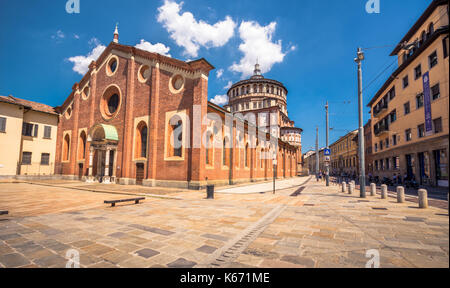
[374,122,389,136]
[373,102,388,117]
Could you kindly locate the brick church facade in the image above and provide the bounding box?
[55,28,301,189]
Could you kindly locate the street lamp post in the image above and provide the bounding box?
[325,102,330,187]
[355,47,366,198]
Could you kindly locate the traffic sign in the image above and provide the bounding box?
[324,149,331,156]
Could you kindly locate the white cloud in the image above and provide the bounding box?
[224,81,233,90]
[230,21,287,78]
[51,30,65,41]
[210,94,228,106]
[216,69,224,79]
[157,0,236,57]
[135,39,171,57]
[68,44,106,75]
[74,34,80,40]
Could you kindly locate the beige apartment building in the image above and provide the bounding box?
[0,95,58,177]
[330,130,359,177]
[367,0,449,187]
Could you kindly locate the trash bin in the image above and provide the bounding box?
[206,185,215,199]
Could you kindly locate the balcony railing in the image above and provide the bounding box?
[373,102,388,116]
[374,122,389,136]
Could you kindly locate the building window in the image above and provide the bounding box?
[206,132,213,165]
[403,75,409,89]
[404,102,410,115]
[414,64,422,80]
[375,160,379,171]
[379,141,383,151]
[392,135,397,146]
[388,86,396,100]
[428,51,438,69]
[386,158,390,170]
[431,84,440,100]
[22,123,36,137]
[63,134,70,161]
[78,131,87,160]
[244,143,249,168]
[44,126,52,139]
[405,129,412,142]
[390,110,397,123]
[374,143,378,153]
[416,93,424,109]
[168,117,183,158]
[428,23,434,36]
[135,122,148,159]
[385,139,389,149]
[0,117,6,133]
[223,138,230,167]
[433,118,443,134]
[418,124,425,138]
[22,152,32,165]
[443,37,449,58]
[41,153,50,166]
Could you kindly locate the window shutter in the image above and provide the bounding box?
[0,117,6,132]
[34,124,39,137]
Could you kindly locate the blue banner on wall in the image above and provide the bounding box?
[422,71,433,136]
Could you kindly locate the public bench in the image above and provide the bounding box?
[104,197,145,207]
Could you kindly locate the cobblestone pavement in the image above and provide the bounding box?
[0,178,448,268]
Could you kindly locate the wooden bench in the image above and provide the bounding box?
[104,197,145,207]
[0,211,8,216]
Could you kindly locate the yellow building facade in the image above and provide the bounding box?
[367,0,449,187]
[0,95,58,178]
[330,130,359,177]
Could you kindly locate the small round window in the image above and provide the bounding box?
[138,65,151,83]
[170,75,184,93]
[106,56,119,76]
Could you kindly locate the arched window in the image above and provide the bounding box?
[206,132,213,165]
[244,143,249,167]
[421,31,426,44]
[135,122,148,159]
[63,134,70,161]
[223,137,230,167]
[428,23,434,36]
[78,131,87,160]
[168,116,183,158]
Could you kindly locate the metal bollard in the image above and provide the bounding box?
[206,185,215,199]
[397,186,405,203]
[349,183,355,195]
[370,183,376,196]
[342,182,347,193]
[418,189,428,209]
[381,185,388,199]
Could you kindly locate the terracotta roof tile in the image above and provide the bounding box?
[0,95,57,115]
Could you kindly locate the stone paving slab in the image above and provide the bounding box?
[0,179,448,268]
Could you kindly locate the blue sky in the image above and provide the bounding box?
[0,0,432,151]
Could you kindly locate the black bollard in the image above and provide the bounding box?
[207,185,215,199]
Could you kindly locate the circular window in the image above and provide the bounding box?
[82,86,90,100]
[101,85,122,120]
[106,56,119,76]
[138,65,151,83]
[107,94,119,114]
[170,74,184,93]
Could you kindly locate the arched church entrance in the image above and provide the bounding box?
[86,124,119,184]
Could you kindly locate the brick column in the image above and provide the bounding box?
[88,62,97,128]
[147,63,160,186]
[189,75,208,188]
[70,84,80,176]
[121,56,136,180]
